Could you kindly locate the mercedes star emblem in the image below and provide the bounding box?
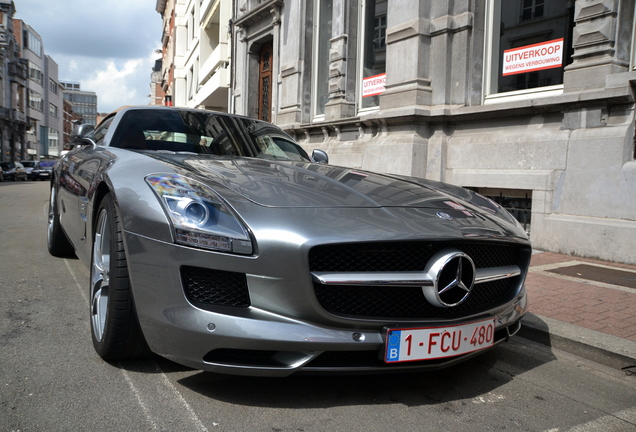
[422,250,475,307]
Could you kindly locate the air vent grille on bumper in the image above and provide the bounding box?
[181,266,250,308]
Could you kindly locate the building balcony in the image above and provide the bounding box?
[8,60,28,80]
[10,109,28,124]
[199,43,229,88]
[0,28,8,47]
[192,43,229,110]
[192,66,229,110]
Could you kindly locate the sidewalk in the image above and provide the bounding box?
[518,251,636,370]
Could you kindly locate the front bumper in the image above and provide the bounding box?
[124,232,528,376]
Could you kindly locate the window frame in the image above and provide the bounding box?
[356,0,387,115]
[483,0,566,105]
[311,0,333,122]
[631,13,636,71]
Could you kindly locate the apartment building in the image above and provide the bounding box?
[60,81,98,126]
[0,0,28,162]
[230,0,636,265]
[156,0,231,111]
[11,19,64,159]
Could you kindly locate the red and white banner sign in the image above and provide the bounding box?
[362,73,386,97]
[502,38,564,76]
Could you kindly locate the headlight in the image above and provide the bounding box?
[146,174,253,254]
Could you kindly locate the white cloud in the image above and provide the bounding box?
[15,0,162,113]
[84,54,157,112]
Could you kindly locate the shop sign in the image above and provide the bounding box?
[502,38,563,76]
[362,73,386,97]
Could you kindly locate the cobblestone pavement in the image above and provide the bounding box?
[521,251,636,367]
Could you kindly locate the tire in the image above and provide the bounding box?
[47,186,75,257]
[90,193,150,360]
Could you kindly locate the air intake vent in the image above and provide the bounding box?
[181,266,250,308]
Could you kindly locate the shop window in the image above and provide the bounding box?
[312,0,332,119]
[358,0,387,111]
[485,0,574,101]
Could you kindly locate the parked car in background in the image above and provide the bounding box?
[0,165,3,182]
[0,162,26,181]
[48,106,531,377]
[31,160,55,181]
[21,160,36,179]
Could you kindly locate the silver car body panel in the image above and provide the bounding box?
[52,106,531,376]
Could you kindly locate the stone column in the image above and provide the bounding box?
[564,0,634,91]
[428,1,475,106]
[380,0,433,109]
[277,0,307,126]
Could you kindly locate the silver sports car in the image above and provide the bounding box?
[48,106,530,376]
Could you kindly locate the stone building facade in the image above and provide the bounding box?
[13,19,64,159]
[230,0,636,265]
[0,0,28,162]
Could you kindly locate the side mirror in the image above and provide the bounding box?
[312,149,329,164]
[70,124,95,142]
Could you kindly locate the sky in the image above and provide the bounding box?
[14,0,163,113]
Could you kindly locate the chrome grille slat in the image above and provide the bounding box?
[311,265,520,287]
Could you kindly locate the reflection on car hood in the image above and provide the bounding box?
[149,154,480,211]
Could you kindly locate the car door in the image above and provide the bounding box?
[58,118,114,260]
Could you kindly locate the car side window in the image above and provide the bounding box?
[93,117,114,145]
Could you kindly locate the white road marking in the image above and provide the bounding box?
[65,258,209,431]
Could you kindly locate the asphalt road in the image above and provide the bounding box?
[1,180,636,432]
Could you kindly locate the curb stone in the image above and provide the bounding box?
[518,313,636,371]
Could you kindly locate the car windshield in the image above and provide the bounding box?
[0,162,14,169]
[22,161,35,168]
[109,109,310,162]
[37,161,55,168]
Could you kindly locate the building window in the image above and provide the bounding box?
[358,0,387,111]
[49,79,58,94]
[28,89,43,112]
[521,0,545,22]
[24,30,42,57]
[28,61,42,85]
[484,0,574,100]
[49,103,58,118]
[312,0,333,119]
[48,128,59,155]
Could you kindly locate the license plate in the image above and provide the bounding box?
[385,318,496,363]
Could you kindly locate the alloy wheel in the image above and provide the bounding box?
[90,208,111,342]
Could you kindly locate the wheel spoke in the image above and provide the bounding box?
[90,209,111,342]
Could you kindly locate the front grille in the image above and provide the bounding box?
[314,279,512,319]
[309,241,520,272]
[309,241,527,319]
[181,266,250,308]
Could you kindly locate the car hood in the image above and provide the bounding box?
[150,154,492,212]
